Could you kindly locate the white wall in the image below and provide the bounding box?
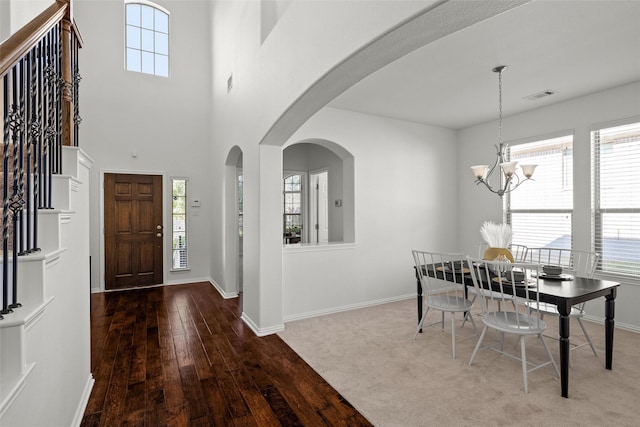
[74,0,213,290]
[282,107,458,320]
[458,81,640,330]
[0,0,52,42]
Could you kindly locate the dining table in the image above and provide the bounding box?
[413,263,621,398]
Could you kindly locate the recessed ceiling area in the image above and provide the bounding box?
[328,0,640,130]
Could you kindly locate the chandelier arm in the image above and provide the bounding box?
[484,143,503,183]
[503,174,535,194]
[477,178,503,195]
[501,173,518,195]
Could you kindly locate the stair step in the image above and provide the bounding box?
[51,175,81,211]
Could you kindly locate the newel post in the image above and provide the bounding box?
[60,0,74,146]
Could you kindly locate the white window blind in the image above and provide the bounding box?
[592,121,640,277]
[506,135,573,249]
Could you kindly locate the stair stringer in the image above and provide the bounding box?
[0,147,94,427]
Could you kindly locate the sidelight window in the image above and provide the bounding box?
[172,178,188,270]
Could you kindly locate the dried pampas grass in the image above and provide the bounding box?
[480,221,512,248]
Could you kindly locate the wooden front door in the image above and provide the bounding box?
[104,173,163,290]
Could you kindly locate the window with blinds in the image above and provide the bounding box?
[506,135,574,249]
[592,121,640,277]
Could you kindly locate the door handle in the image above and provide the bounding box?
[156,233,162,237]
[156,225,163,230]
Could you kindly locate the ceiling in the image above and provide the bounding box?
[328,0,640,130]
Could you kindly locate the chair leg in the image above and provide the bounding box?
[413,307,431,340]
[461,295,477,328]
[451,313,456,359]
[467,310,478,334]
[577,317,598,357]
[520,336,528,394]
[539,334,560,378]
[469,326,488,366]
[441,311,445,331]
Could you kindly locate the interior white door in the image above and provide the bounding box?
[311,171,329,243]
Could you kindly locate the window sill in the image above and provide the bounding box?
[170,268,191,273]
[593,271,639,286]
[283,242,356,253]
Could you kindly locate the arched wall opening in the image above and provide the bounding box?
[224,146,243,297]
[282,139,355,245]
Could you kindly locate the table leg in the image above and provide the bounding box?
[557,302,571,398]
[605,289,617,370]
[416,275,423,332]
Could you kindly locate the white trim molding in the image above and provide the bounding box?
[241,313,285,337]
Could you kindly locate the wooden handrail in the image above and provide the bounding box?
[0,1,67,78]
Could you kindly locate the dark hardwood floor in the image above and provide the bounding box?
[81,282,372,427]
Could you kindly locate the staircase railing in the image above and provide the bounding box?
[0,0,82,319]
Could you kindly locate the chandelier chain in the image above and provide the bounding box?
[498,68,503,147]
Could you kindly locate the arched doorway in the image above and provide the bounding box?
[224,146,243,297]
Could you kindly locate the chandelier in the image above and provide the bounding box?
[470,65,537,198]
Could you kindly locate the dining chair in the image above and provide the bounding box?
[411,250,478,359]
[471,243,526,314]
[466,257,559,393]
[524,248,600,359]
[509,244,529,262]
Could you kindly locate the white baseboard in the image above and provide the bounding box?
[208,278,239,299]
[582,314,640,334]
[166,276,212,286]
[71,374,95,427]
[241,312,285,336]
[283,293,415,323]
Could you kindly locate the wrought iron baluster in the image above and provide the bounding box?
[26,46,43,254]
[17,59,26,257]
[3,64,26,314]
[56,30,63,175]
[73,35,81,147]
[2,74,10,318]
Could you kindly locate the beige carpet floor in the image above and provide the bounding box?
[278,298,640,426]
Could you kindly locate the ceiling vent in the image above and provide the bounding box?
[523,89,556,101]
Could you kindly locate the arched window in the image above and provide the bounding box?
[125,1,169,77]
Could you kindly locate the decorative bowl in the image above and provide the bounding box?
[543,265,563,276]
[510,271,526,282]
